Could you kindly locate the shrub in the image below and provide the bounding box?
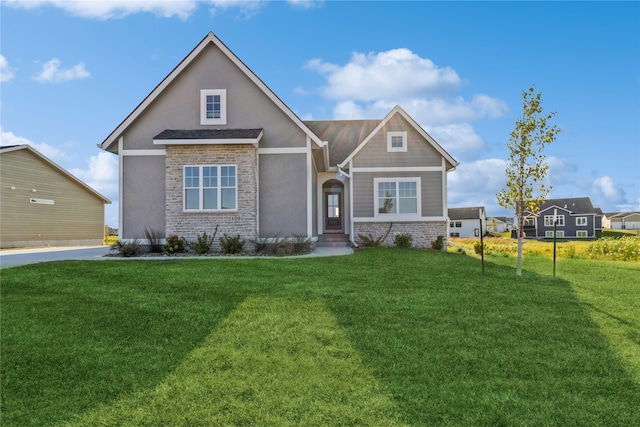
[110,239,141,257]
[291,234,314,255]
[564,243,577,259]
[252,236,290,256]
[190,226,218,255]
[587,236,640,261]
[431,236,445,251]
[163,234,187,254]
[144,227,162,253]
[473,241,491,256]
[394,233,413,248]
[220,234,245,255]
[357,234,385,247]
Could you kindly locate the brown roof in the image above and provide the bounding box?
[304,120,381,166]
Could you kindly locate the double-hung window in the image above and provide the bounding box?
[374,178,420,218]
[200,89,227,125]
[184,165,236,211]
[576,217,587,226]
[544,215,565,227]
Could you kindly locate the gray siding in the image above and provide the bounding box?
[122,155,166,239]
[122,44,308,151]
[536,211,596,238]
[259,154,307,236]
[0,149,106,248]
[353,115,441,168]
[352,171,442,218]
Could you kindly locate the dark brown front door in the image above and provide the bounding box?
[324,191,343,232]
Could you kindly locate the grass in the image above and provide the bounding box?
[1,249,639,426]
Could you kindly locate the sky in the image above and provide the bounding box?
[1,0,638,228]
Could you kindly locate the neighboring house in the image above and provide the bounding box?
[487,216,514,233]
[605,212,640,230]
[99,32,458,249]
[447,207,486,238]
[0,145,111,248]
[521,197,602,239]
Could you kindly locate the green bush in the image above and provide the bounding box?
[431,236,445,251]
[110,239,141,257]
[220,234,245,255]
[473,241,491,256]
[144,227,162,253]
[163,234,187,254]
[190,227,218,255]
[291,234,314,255]
[394,233,413,248]
[357,234,384,247]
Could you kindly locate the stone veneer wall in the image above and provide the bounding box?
[166,145,257,251]
[354,221,447,249]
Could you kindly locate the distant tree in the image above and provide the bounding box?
[497,86,560,277]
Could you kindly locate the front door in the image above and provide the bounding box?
[324,191,343,233]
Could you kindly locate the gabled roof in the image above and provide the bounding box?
[99,32,325,152]
[537,197,598,215]
[448,206,485,220]
[0,145,111,204]
[304,120,381,167]
[335,105,458,171]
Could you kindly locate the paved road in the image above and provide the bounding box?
[0,246,110,269]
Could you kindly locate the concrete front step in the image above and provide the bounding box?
[316,234,351,248]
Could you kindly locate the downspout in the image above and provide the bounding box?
[338,165,357,248]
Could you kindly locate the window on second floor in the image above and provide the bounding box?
[200,89,227,125]
[544,215,565,227]
[387,131,407,152]
[576,217,587,226]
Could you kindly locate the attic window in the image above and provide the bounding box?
[387,131,407,152]
[200,89,227,125]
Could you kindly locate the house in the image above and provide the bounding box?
[486,216,514,233]
[99,32,458,249]
[0,145,111,248]
[521,197,602,239]
[447,207,486,238]
[605,212,640,230]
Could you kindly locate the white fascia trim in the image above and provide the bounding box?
[153,138,259,146]
[118,137,124,240]
[353,216,448,223]
[352,166,442,173]
[306,137,313,236]
[258,147,308,154]
[348,160,355,244]
[121,149,167,156]
[442,158,447,217]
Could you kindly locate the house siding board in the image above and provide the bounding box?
[258,153,307,236]
[352,171,442,218]
[165,145,257,249]
[353,115,441,168]
[122,44,306,151]
[0,149,105,248]
[121,155,166,240]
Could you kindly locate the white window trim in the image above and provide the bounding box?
[200,89,227,125]
[577,230,588,237]
[544,214,565,227]
[387,131,407,152]
[373,177,421,220]
[576,217,587,226]
[183,164,237,212]
[546,230,565,238]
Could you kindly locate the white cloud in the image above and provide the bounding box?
[69,152,118,199]
[448,158,509,213]
[592,175,625,204]
[307,48,461,101]
[4,0,199,19]
[0,127,70,162]
[427,123,486,161]
[0,55,15,82]
[287,0,324,9]
[33,58,91,83]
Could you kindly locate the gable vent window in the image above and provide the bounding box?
[200,89,227,125]
[387,131,407,152]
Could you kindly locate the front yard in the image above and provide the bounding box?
[1,249,639,426]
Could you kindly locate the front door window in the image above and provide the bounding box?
[325,191,342,232]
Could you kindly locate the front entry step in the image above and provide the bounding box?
[316,234,351,248]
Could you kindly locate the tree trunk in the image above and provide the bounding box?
[516,234,523,277]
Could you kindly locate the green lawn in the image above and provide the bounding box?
[1,249,639,426]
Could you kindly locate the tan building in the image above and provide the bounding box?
[0,145,111,248]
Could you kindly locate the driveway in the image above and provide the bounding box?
[0,246,110,269]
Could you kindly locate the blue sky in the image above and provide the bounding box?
[1,0,638,228]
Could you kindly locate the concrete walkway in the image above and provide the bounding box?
[0,245,353,269]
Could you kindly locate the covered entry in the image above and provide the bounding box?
[323,180,344,233]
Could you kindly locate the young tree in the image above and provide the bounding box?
[497,86,560,277]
